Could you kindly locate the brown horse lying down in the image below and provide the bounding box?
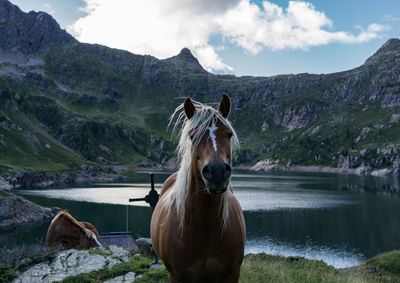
[46,211,102,249]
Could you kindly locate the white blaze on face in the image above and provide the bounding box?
[207,122,218,152]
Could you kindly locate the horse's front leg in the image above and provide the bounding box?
[220,267,241,283]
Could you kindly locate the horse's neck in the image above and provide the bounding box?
[184,173,225,230]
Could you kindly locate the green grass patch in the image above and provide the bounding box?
[134,267,170,282]
[240,254,347,283]
[347,250,400,282]
[88,247,112,257]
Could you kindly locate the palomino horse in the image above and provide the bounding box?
[151,95,246,283]
[46,211,102,249]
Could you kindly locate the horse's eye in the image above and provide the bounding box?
[227,132,233,139]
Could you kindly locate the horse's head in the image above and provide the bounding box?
[80,229,102,248]
[184,94,236,195]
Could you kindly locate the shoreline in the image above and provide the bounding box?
[248,160,400,177]
[1,161,398,193]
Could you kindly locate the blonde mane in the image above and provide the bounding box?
[165,99,239,230]
[52,211,82,227]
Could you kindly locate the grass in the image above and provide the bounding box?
[241,252,400,282]
[88,246,112,257]
[3,246,400,283]
[348,250,400,282]
[240,254,345,283]
[0,89,89,172]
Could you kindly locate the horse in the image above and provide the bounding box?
[46,211,102,249]
[151,94,246,283]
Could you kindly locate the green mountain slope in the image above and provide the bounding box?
[0,79,88,171]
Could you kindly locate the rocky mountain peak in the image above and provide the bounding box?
[177,47,195,58]
[164,47,206,73]
[0,0,76,54]
[364,38,400,65]
[376,38,400,53]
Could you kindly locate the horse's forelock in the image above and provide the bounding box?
[165,99,239,230]
[84,229,102,246]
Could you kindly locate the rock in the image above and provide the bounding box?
[136,238,154,254]
[140,161,151,168]
[103,271,136,283]
[355,166,371,176]
[164,47,206,74]
[51,207,61,214]
[0,0,76,54]
[261,121,269,132]
[371,168,392,177]
[0,176,12,190]
[390,114,400,123]
[13,246,131,283]
[250,159,283,172]
[107,245,132,262]
[0,191,57,230]
[355,127,371,143]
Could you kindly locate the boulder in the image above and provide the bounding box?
[13,246,131,283]
[0,190,58,230]
[136,238,154,254]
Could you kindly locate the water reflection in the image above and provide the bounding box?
[19,186,162,207]
[0,197,153,248]
[245,237,363,268]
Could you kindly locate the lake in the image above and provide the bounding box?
[2,170,400,268]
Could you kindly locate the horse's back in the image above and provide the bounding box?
[159,172,177,197]
[150,172,177,259]
[46,213,68,247]
[80,221,100,239]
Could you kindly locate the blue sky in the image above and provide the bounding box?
[10,0,400,77]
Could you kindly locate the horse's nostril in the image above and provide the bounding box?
[202,165,212,181]
[224,164,232,178]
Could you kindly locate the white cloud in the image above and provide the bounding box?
[217,1,387,53]
[67,0,387,73]
[43,3,55,16]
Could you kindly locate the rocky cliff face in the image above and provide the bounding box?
[0,0,75,54]
[0,190,59,229]
[0,0,399,175]
[164,47,207,74]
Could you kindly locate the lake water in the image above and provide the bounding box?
[2,170,400,268]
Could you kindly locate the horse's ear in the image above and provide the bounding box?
[219,94,231,118]
[184,97,196,119]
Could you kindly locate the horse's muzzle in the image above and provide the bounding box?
[202,162,231,194]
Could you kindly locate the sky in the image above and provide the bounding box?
[10,0,400,77]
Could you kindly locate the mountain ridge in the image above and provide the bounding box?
[164,47,206,74]
[0,0,75,54]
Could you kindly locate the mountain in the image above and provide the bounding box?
[0,0,399,176]
[164,48,207,73]
[0,0,75,54]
